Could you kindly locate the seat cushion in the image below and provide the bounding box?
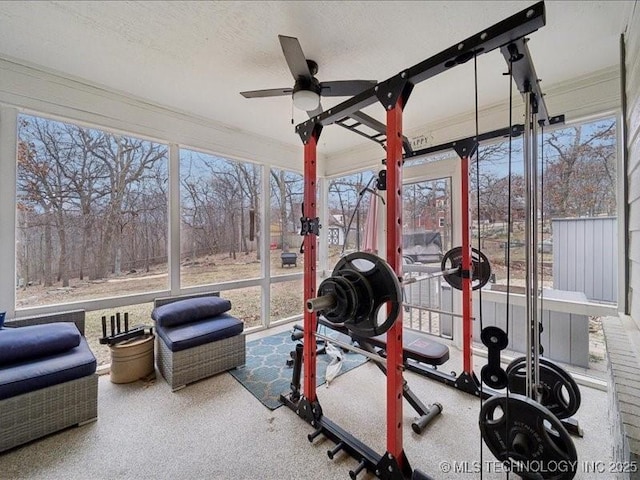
[151,297,232,327]
[0,335,97,400]
[0,322,81,365]
[156,313,244,352]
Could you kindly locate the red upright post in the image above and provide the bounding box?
[460,155,473,374]
[386,99,405,464]
[303,134,319,403]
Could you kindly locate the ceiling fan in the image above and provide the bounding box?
[240,35,377,116]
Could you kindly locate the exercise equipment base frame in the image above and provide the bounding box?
[281,393,432,480]
[282,330,436,479]
[404,360,583,437]
[294,322,444,433]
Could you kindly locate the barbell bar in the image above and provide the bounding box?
[292,324,392,367]
[307,295,336,313]
[404,266,463,284]
[402,303,473,320]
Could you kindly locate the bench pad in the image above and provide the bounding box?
[318,318,450,366]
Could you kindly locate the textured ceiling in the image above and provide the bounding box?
[0,1,633,154]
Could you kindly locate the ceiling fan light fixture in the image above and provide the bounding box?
[292,89,320,111]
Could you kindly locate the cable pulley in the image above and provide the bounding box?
[479,394,577,480]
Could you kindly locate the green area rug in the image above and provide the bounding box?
[229,329,367,410]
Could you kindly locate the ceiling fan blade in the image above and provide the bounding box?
[320,80,378,96]
[240,88,293,99]
[279,35,312,80]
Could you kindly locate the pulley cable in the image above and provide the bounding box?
[539,123,545,355]
[473,52,486,480]
[340,175,377,256]
[503,56,516,480]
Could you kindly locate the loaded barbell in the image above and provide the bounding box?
[306,247,492,338]
[307,252,402,338]
[404,246,492,291]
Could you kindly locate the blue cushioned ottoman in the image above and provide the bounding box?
[152,295,246,391]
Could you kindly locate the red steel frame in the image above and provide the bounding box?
[460,155,473,374]
[303,133,319,402]
[385,99,405,462]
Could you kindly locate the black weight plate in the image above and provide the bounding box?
[317,276,358,324]
[472,248,492,290]
[507,357,581,419]
[338,268,375,321]
[480,394,577,480]
[481,326,509,350]
[507,357,581,414]
[481,364,509,390]
[441,246,492,291]
[331,252,402,338]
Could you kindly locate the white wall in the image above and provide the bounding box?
[627,3,640,325]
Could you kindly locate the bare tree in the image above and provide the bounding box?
[90,135,167,278]
[543,121,616,217]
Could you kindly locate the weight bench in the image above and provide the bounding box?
[296,319,448,434]
[318,318,450,367]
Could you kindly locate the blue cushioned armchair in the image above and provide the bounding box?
[152,293,246,391]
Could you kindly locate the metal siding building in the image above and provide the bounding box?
[552,217,617,303]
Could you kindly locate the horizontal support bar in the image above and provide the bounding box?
[348,110,413,154]
[404,115,564,161]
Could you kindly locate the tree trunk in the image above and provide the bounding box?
[57,224,69,288]
[279,171,287,250]
[43,209,52,287]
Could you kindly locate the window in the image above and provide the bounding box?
[402,178,452,262]
[270,168,303,272]
[471,117,617,368]
[16,114,168,308]
[471,116,617,294]
[327,170,377,261]
[180,149,262,287]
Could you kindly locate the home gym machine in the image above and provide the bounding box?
[279,3,558,479]
[476,39,579,479]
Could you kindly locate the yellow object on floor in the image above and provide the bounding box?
[109,334,155,384]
